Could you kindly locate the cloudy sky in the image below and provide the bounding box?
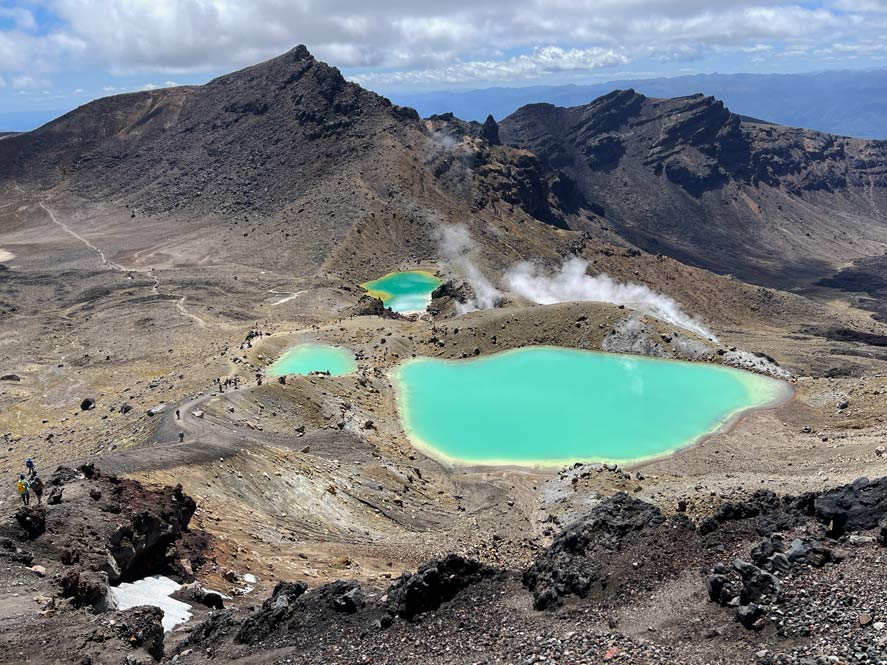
[2,0,887,129]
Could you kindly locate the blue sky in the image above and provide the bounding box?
[2,0,887,130]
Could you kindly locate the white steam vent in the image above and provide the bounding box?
[503,258,717,341]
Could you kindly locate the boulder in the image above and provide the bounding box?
[732,559,781,604]
[175,584,224,610]
[0,374,21,381]
[114,605,165,660]
[386,554,494,620]
[814,476,887,536]
[736,603,763,629]
[58,568,116,611]
[47,486,63,505]
[15,505,46,539]
[80,398,96,411]
[235,580,308,644]
[329,580,365,614]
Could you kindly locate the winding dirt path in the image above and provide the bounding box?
[40,202,204,326]
[39,202,125,271]
[268,288,308,306]
[176,296,207,327]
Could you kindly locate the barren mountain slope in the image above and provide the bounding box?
[499,90,887,287]
[0,46,584,282]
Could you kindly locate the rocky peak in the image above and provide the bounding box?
[480,114,501,146]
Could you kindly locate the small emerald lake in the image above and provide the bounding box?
[266,344,356,377]
[361,270,442,313]
[393,347,790,466]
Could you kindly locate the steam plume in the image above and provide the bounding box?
[437,225,502,313]
[503,258,716,340]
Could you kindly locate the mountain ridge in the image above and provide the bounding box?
[388,68,887,139]
[500,88,887,287]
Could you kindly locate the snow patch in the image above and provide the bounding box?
[111,575,192,632]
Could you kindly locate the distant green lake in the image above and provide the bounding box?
[267,344,356,377]
[362,270,442,313]
[393,347,790,466]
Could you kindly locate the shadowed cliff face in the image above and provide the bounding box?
[500,90,887,288]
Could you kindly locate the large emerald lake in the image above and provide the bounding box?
[393,347,790,466]
[362,270,442,313]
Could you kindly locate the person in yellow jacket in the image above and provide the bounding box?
[15,474,30,505]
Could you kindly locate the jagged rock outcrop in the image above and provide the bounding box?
[813,476,887,536]
[15,505,46,539]
[385,554,494,620]
[113,606,166,661]
[0,464,205,612]
[235,580,308,644]
[500,90,887,287]
[523,493,698,609]
[428,280,477,317]
[343,294,403,319]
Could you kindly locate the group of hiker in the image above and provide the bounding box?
[214,376,240,392]
[15,458,44,506]
[239,325,267,351]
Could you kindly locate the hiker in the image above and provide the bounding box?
[25,457,34,476]
[178,431,185,442]
[176,409,181,420]
[30,475,44,505]
[16,474,30,505]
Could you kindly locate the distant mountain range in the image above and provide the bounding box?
[389,69,887,139]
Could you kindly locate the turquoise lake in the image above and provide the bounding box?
[393,347,790,466]
[362,270,443,313]
[267,344,357,377]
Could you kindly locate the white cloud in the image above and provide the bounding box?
[0,7,36,31]
[11,74,51,89]
[0,1,886,90]
[352,46,629,86]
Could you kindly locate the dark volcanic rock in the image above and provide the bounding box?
[814,476,887,536]
[15,505,46,539]
[47,486,63,504]
[428,280,478,317]
[326,579,365,614]
[114,605,165,660]
[80,397,96,411]
[235,580,308,644]
[523,493,697,609]
[500,89,887,287]
[732,559,781,604]
[385,554,494,620]
[344,294,402,319]
[58,568,115,610]
[480,114,501,146]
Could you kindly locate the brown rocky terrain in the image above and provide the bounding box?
[0,46,887,664]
